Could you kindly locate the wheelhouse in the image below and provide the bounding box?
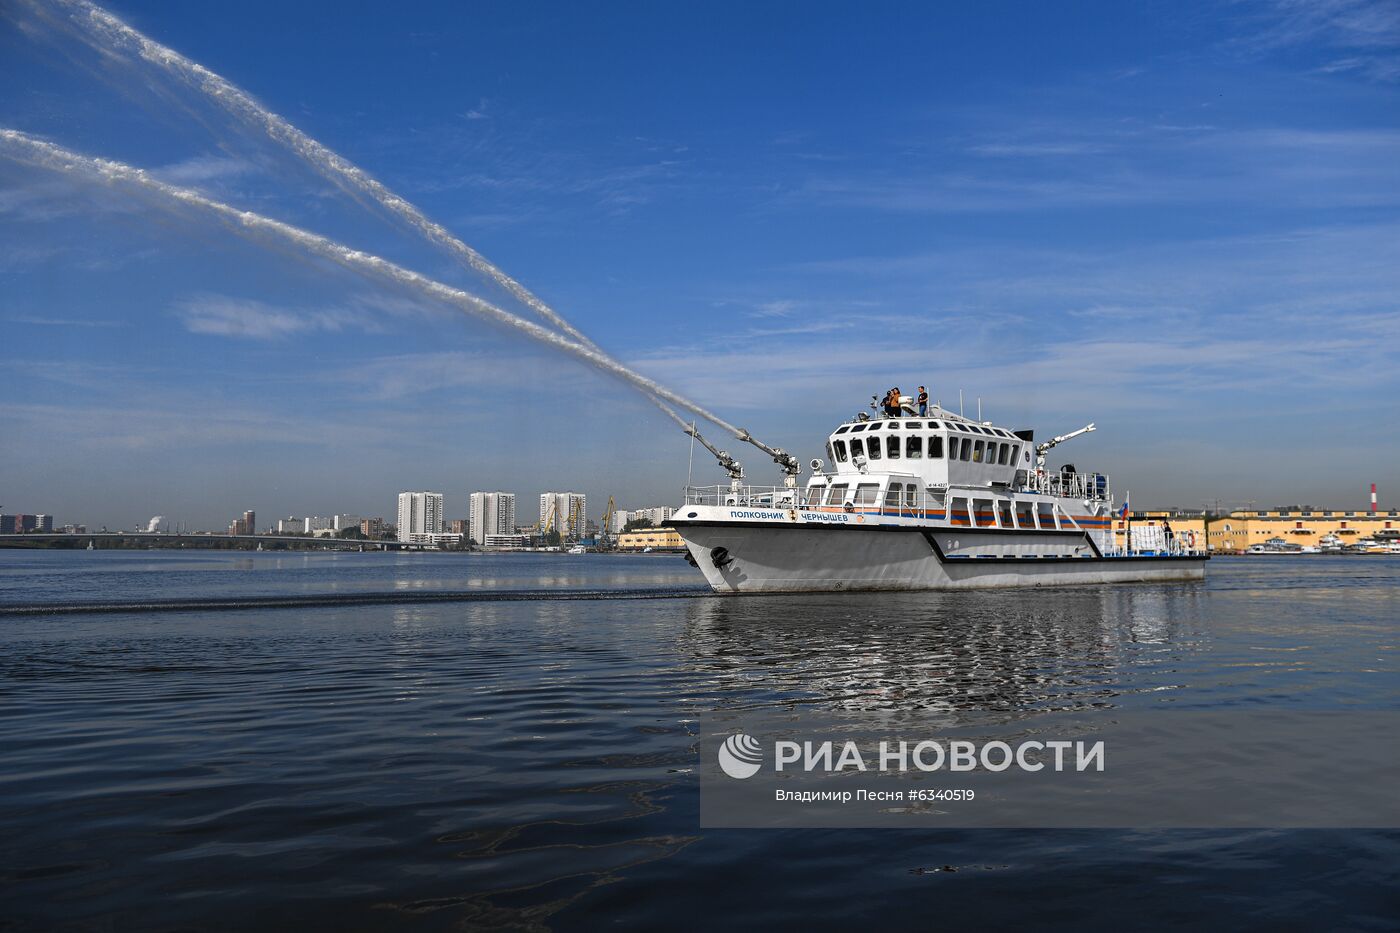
[823,415,1030,489]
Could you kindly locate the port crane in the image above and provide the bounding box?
[599,496,617,545]
[542,499,560,543]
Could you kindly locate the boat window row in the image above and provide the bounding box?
[834,421,1018,439]
[802,482,1063,529]
[828,435,1021,465]
[804,481,921,509]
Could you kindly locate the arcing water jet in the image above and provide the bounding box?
[0,128,748,440]
[37,0,595,351]
[37,0,762,468]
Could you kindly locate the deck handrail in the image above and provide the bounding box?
[680,484,1205,555]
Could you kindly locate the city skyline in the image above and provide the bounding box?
[2,0,1398,529]
[0,483,695,536]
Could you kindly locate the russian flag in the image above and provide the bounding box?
[1119,501,1129,519]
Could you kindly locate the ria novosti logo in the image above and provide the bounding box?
[717,733,764,779]
[715,734,1106,779]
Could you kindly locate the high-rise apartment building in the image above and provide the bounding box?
[538,492,586,539]
[228,510,256,535]
[470,492,517,545]
[397,492,444,542]
[631,506,675,527]
[2,514,37,533]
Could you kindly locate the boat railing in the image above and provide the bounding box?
[685,485,805,508]
[1025,469,1111,501]
[685,484,944,514]
[1106,538,1208,558]
[684,481,1101,517]
[684,483,1207,557]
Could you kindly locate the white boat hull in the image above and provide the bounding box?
[674,517,1205,593]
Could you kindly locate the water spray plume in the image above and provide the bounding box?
[45,0,599,352]
[43,0,756,465]
[0,129,745,438]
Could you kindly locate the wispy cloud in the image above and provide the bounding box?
[319,350,545,400]
[1237,0,1400,82]
[968,141,1108,157]
[174,295,386,339]
[0,399,389,451]
[153,153,255,184]
[754,299,800,317]
[785,124,1400,213]
[4,314,124,327]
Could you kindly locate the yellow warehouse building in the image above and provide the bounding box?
[1115,509,1399,552]
[615,527,685,551]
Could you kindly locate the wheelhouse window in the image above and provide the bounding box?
[886,435,900,458]
[867,438,882,460]
[833,440,848,462]
[905,422,922,429]
[855,483,880,505]
[835,425,850,434]
[928,436,943,458]
[927,421,942,429]
[906,434,922,458]
[827,483,849,506]
[852,423,867,432]
[804,485,826,507]
[972,440,984,462]
[960,438,973,461]
[884,483,902,507]
[998,443,1010,465]
[849,439,864,459]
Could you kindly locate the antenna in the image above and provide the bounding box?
[977,397,982,421]
[687,421,696,488]
[959,389,964,417]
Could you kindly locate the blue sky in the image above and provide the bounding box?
[2,0,1398,530]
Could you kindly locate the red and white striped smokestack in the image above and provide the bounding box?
[1371,483,1378,513]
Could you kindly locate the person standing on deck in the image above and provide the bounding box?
[917,386,928,417]
[890,387,902,417]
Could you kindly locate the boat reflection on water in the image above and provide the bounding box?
[679,584,1209,721]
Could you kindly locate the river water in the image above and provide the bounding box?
[1,550,1396,930]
